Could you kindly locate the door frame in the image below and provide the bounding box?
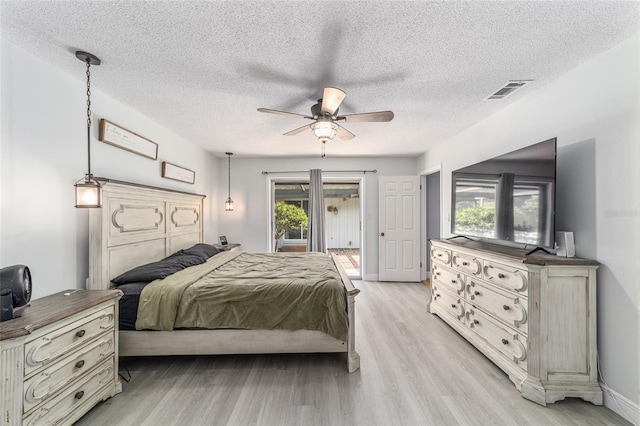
[420,164,443,281]
[266,174,366,279]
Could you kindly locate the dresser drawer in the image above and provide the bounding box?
[482,260,528,295]
[465,305,527,370]
[452,251,482,275]
[432,263,465,296]
[24,306,115,376]
[23,333,115,413]
[465,278,528,334]
[430,245,451,265]
[432,286,465,323]
[23,359,115,426]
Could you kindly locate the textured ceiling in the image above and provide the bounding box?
[2,1,638,158]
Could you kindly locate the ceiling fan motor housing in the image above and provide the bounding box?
[311,100,337,118]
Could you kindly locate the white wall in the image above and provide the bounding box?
[325,197,360,249]
[1,39,218,298]
[216,156,416,279]
[418,35,639,415]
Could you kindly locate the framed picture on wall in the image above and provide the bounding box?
[99,119,158,160]
[161,161,196,184]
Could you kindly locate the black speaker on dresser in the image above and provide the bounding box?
[0,264,32,321]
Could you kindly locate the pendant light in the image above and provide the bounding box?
[74,51,102,208]
[225,152,234,211]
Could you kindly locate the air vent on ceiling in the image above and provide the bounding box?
[486,80,532,100]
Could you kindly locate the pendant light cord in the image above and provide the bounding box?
[85,59,92,177]
[227,153,231,199]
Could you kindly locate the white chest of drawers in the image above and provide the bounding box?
[1,290,122,425]
[428,239,602,406]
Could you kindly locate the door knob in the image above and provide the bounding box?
[380,232,385,237]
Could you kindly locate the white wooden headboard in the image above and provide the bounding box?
[87,178,205,290]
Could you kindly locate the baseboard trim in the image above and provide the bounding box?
[601,382,640,425]
[363,274,379,281]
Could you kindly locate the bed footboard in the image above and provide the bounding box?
[331,253,361,372]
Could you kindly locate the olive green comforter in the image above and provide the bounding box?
[135,251,349,341]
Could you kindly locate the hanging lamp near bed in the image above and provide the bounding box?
[74,51,102,208]
[225,152,234,211]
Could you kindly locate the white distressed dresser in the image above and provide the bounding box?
[0,290,122,425]
[428,238,602,406]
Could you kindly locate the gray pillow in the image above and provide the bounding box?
[111,253,205,285]
[180,243,220,260]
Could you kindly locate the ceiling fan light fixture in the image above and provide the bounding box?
[311,120,337,142]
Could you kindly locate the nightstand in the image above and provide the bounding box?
[0,289,122,425]
[214,243,242,252]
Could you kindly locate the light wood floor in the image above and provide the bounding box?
[78,281,629,426]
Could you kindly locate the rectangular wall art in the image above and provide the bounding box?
[99,119,158,160]
[162,161,195,184]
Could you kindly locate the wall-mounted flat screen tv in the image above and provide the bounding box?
[451,138,557,248]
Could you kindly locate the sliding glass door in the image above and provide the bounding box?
[271,179,362,278]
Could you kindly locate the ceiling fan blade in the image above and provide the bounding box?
[257,108,313,119]
[337,111,394,123]
[320,87,346,116]
[335,124,355,140]
[283,124,311,136]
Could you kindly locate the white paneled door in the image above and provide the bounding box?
[379,176,420,282]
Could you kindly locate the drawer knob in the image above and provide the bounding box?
[498,273,506,279]
[501,339,509,345]
[437,254,442,257]
[75,329,86,338]
[75,360,85,369]
[74,391,85,400]
[473,319,479,325]
[503,305,510,311]
[462,261,469,266]
[474,291,480,296]
[451,304,456,308]
[451,279,457,284]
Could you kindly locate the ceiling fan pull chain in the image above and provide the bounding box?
[321,141,326,158]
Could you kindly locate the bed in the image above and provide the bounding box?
[87,178,360,372]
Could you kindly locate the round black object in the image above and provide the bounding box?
[0,265,32,307]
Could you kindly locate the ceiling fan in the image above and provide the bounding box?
[257,87,394,149]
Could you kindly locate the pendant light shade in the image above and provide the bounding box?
[74,51,102,208]
[75,175,102,208]
[225,197,234,211]
[225,152,234,211]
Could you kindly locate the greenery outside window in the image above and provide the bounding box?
[284,200,309,240]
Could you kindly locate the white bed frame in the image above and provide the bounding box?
[87,179,360,372]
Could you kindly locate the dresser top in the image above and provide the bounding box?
[431,238,599,267]
[0,289,121,341]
